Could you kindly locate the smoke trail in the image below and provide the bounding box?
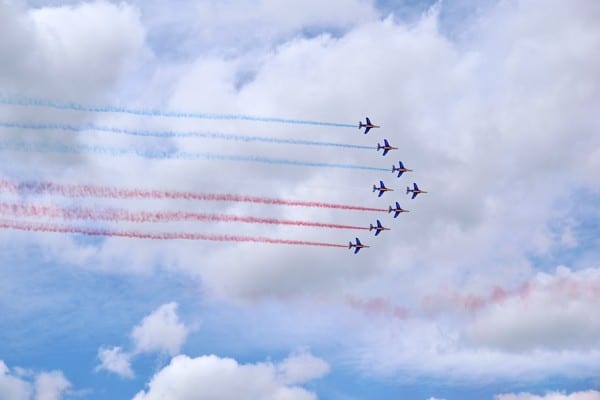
[0,219,348,248]
[0,202,370,231]
[0,121,373,151]
[0,179,388,213]
[0,97,355,128]
[0,141,389,172]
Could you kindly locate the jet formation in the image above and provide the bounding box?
[350,117,427,253]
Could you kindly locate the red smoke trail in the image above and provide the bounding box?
[0,219,348,248]
[0,179,387,213]
[0,202,370,231]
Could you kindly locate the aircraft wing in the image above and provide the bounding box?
[411,192,417,199]
[366,117,372,125]
[374,230,380,236]
[394,211,400,218]
[377,220,383,228]
[384,139,390,146]
[354,247,360,254]
[364,127,371,134]
[413,182,419,190]
[382,148,389,156]
[378,190,384,197]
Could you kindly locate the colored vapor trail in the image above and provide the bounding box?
[0,97,355,128]
[0,202,370,231]
[0,142,389,172]
[0,180,388,213]
[0,219,348,248]
[0,121,373,151]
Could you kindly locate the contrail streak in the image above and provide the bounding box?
[0,97,355,128]
[0,179,388,213]
[0,121,373,151]
[0,142,389,172]
[0,219,349,248]
[0,202,370,231]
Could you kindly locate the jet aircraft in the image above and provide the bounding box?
[376,139,397,156]
[369,219,390,236]
[358,117,380,134]
[392,161,413,178]
[349,237,370,254]
[406,182,427,199]
[373,180,394,197]
[388,201,409,218]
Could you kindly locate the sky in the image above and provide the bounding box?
[0,0,599,399]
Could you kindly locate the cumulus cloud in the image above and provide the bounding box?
[131,302,189,355]
[0,1,147,100]
[276,351,330,385]
[0,361,71,400]
[133,352,328,400]
[0,361,30,400]
[33,371,71,400]
[495,391,600,400]
[96,346,134,379]
[97,302,189,377]
[2,0,600,391]
[466,266,600,351]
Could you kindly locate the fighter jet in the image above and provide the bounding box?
[406,182,427,199]
[376,139,397,156]
[373,180,394,197]
[369,219,390,236]
[388,201,409,218]
[392,161,413,178]
[349,237,370,254]
[358,117,380,134]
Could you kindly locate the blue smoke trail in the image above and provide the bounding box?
[0,142,389,172]
[0,97,356,128]
[0,121,373,151]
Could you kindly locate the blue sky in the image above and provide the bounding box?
[1,1,599,399]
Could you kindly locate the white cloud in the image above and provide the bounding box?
[0,361,71,400]
[276,351,330,385]
[96,302,189,377]
[131,302,189,356]
[495,391,600,400]
[133,352,328,400]
[0,361,30,400]
[34,371,71,400]
[466,267,600,351]
[2,0,600,389]
[96,346,134,379]
[0,1,147,100]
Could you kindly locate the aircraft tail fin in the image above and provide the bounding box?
[369,224,374,231]
[372,184,377,192]
[349,241,353,249]
[406,186,410,194]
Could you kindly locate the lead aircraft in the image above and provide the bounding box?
[376,139,397,156]
[406,182,427,199]
[369,220,390,236]
[358,117,380,134]
[349,237,370,254]
[373,180,394,197]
